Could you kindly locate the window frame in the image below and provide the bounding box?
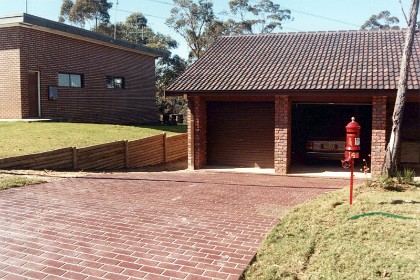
[58,73,84,88]
[106,76,125,89]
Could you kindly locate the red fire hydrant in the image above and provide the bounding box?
[342,117,361,205]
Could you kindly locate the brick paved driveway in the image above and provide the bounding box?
[0,171,349,280]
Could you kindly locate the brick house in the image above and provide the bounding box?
[0,13,164,124]
[165,30,420,175]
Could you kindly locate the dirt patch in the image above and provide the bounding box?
[0,160,188,182]
[0,169,90,183]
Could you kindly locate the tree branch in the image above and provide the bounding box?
[399,0,409,25]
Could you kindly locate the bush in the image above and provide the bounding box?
[401,168,415,184]
[377,173,396,189]
[367,169,417,191]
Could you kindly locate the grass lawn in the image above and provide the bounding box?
[0,176,44,191]
[0,122,187,158]
[243,183,420,280]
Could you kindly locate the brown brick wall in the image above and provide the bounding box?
[274,95,291,174]
[1,25,157,123]
[371,96,387,176]
[0,27,22,118]
[0,49,22,118]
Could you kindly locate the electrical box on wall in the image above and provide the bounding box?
[48,86,58,100]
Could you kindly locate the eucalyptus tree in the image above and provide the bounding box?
[361,10,400,30]
[59,0,113,29]
[228,0,292,34]
[382,0,419,175]
[166,0,216,60]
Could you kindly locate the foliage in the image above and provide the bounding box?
[376,173,399,190]
[166,0,216,60]
[361,10,400,30]
[59,0,113,29]
[228,0,291,34]
[365,170,418,191]
[395,168,416,184]
[156,55,188,115]
[243,186,420,279]
[0,122,186,158]
[0,176,43,191]
[166,0,292,60]
[96,12,178,52]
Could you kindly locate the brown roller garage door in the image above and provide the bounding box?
[207,102,274,168]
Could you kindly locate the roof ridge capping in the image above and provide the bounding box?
[0,13,167,58]
[220,28,409,38]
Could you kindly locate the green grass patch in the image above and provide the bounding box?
[0,176,44,191]
[243,184,420,280]
[0,122,187,158]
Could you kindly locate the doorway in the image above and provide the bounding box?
[28,71,40,117]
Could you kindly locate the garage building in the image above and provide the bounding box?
[165,30,420,176]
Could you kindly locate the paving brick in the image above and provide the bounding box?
[79,260,103,269]
[42,259,65,268]
[118,261,142,270]
[120,268,148,278]
[2,257,26,267]
[61,263,85,273]
[144,273,170,280]
[134,258,159,267]
[141,265,165,275]
[113,254,137,263]
[22,262,47,272]
[96,257,120,266]
[3,273,28,280]
[157,262,182,271]
[0,171,344,279]
[162,269,189,279]
[80,267,107,278]
[59,256,83,265]
[99,264,124,274]
[62,271,88,280]
[42,266,67,276]
[4,265,27,275]
[180,266,205,275]
[185,274,213,280]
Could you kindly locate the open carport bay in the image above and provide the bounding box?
[291,103,372,168]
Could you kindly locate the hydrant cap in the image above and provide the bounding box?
[346,117,361,130]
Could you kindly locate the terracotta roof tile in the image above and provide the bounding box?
[166,30,420,93]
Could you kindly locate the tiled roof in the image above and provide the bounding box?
[166,30,420,93]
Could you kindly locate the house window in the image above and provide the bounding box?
[106,76,125,89]
[58,73,83,87]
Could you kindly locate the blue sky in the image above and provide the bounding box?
[1,0,417,58]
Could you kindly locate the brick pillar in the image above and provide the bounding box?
[274,95,291,174]
[187,98,195,170]
[188,96,206,170]
[371,96,387,176]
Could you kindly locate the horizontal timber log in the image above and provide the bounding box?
[77,141,125,153]
[0,133,187,171]
[0,148,73,164]
[77,147,125,161]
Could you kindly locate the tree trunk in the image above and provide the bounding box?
[382,0,419,176]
